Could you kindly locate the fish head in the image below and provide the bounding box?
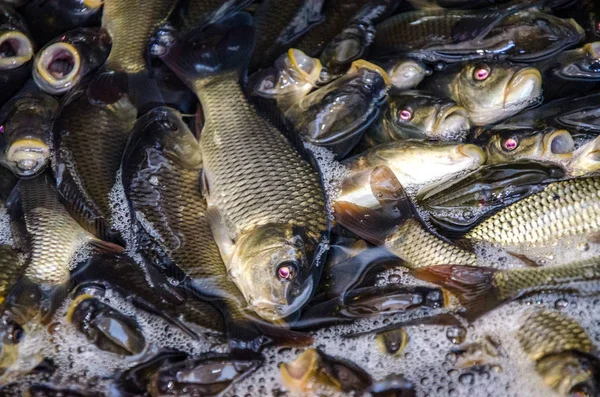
[280,348,324,392]
[250,49,321,110]
[568,136,600,177]
[553,42,600,81]
[33,28,110,95]
[536,352,600,397]
[231,224,314,322]
[1,95,57,177]
[456,63,541,125]
[387,60,427,91]
[485,128,573,164]
[0,29,33,71]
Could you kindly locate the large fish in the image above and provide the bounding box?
[161,14,329,323]
[413,257,600,319]
[518,310,600,397]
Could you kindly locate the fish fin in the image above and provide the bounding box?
[88,238,125,255]
[369,165,415,218]
[205,205,236,261]
[88,70,162,113]
[587,232,600,244]
[160,12,255,88]
[333,201,394,245]
[507,251,541,267]
[87,71,129,105]
[411,265,502,320]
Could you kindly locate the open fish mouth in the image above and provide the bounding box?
[34,42,82,94]
[6,139,50,177]
[0,31,33,69]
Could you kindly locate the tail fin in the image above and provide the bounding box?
[411,265,502,320]
[160,12,255,89]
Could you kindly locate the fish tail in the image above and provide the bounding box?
[411,265,502,320]
[160,12,255,88]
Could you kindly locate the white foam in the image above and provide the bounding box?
[0,205,13,246]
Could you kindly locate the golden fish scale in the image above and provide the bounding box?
[493,257,600,301]
[0,246,23,298]
[19,178,92,285]
[102,0,176,73]
[518,309,592,361]
[466,178,600,246]
[198,77,326,241]
[385,219,476,269]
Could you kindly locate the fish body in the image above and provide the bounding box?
[177,0,253,32]
[0,245,23,301]
[518,309,600,396]
[422,62,542,125]
[0,82,58,177]
[161,16,328,322]
[365,90,470,145]
[33,28,111,95]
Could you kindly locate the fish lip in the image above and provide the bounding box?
[568,18,586,41]
[33,42,82,95]
[83,0,104,9]
[6,139,50,177]
[434,105,471,137]
[504,67,542,109]
[457,144,486,163]
[250,278,314,322]
[280,349,319,387]
[0,31,33,70]
[288,48,322,84]
[542,129,574,157]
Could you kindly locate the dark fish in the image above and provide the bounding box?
[0,5,34,107]
[518,309,600,397]
[412,256,600,319]
[284,60,389,158]
[19,0,103,47]
[161,15,329,323]
[372,8,584,63]
[418,161,565,235]
[67,294,146,356]
[249,0,325,70]
[280,348,373,394]
[0,82,58,177]
[365,90,471,145]
[33,28,111,95]
[176,0,254,33]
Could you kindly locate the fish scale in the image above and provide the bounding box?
[467,177,600,247]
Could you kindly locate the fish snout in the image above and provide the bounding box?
[543,129,574,156]
[6,138,50,177]
[34,42,82,95]
[504,67,542,107]
[436,105,471,138]
[457,143,486,164]
[0,31,33,70]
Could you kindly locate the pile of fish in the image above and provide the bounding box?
[0,0,600,395]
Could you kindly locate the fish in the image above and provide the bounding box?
[568,135,600,177]
[465,177,600,255]
[483,127,575,165]
[160,14,329,323]
[518,309,600,396]
[365,90,471,145]
[421,62,542,125]
[280,348,373,394]
[384,59,429,91]
[176,0,253,33]
[249,0,325,71]
[417,161,565,235]
[5,172,123,324]
[66,294,146,356]
[0,245,23,302]
[0,5,34,107]
[0,82,58,177]
[412,256,600,319]
[32,28,111,95]
[372,8,584,63]
[284,59,390,158]
[248,48,322,111]
[334,165,479,269]
[376,328,409,357]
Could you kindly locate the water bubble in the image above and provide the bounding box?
[446,326,467,345]
[555,299,568,309]
[459,373,475,385]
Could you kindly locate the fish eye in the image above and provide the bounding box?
[473,65,490,81]
[503,137,518,151]
[277,261,298,281]
[398,108,413,121]
[569,383,591,397]
[11,326,23,343]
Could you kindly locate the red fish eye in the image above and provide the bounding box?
[474,66,490,81]
[504,137,518,151]
[399,109,412,121]
[0,125,4,134]
[278,266,291,279]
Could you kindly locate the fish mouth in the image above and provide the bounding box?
[504,67,542,109]
[434,105,471,137]
[83,0,104,8]
[542,129,574,157]
[457,144,486,163]
[568,18,586,41]
[388,60,426,90]
[584,42,600,60]
[0,31,33,70]
[250,278,314,323]
[6,139,50,177]
[280,349,319,389]
[349,59,391,87]
[34,42,82,94]
[288,48,322,84]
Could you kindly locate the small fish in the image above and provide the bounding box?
[0,83,58,177]
[377,328,409,357]
[284,60,390,158]
[249,48,322,111]
[66,294,146,356]
[412,257,600,319]
[568,136,600,177]
[161,14,329,323]
[518,309,600,397]
[280,348,373,394]
[33,28,111,95]
[483,127,574,165]
[384,59,429,91]
[0,5,34,107]
[422,62,542,125]
[365,90,471,145]
[373,8,584,63]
